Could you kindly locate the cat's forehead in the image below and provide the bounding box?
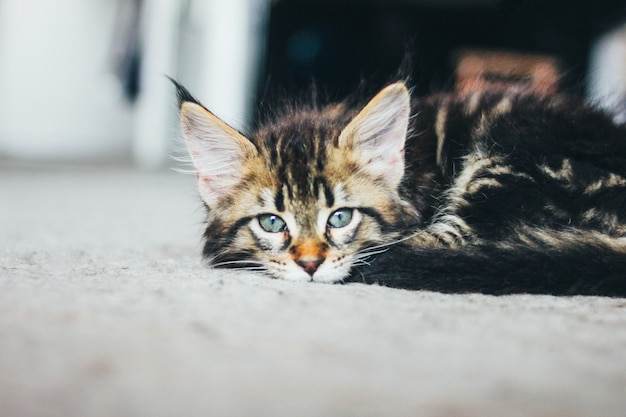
[251,113,346,196]
[251,114,353,210]
[260,174,340,211]
[257,179,348,224]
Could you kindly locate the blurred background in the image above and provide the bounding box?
[0,0,624,170]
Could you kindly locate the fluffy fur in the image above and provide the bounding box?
[173,79,626,296]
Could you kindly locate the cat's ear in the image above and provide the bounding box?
[338,82,410,188]
[179,101,258,207]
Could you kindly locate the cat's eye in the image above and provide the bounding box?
[258,214,287,233]
[327,208,353,229]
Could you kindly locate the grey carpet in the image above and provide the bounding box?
[1,164,625,417]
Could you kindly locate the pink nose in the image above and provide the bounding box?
[296,257,324,276]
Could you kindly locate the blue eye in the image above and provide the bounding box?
[327,208,353,228]
[258,214,287,233]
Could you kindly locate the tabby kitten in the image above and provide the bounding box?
[174,79,626,296]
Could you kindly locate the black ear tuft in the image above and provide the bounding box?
[167,76,201,108]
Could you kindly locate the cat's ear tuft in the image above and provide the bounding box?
[168,77,201,108]
[339,82,410,188]
[180,101,258,206]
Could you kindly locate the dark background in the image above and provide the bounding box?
[257,0,625,111]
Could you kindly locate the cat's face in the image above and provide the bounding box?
[179,83,413,283]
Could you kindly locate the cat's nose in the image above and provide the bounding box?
[296,256,324,276]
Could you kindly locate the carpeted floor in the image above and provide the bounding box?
[1,163,625,417]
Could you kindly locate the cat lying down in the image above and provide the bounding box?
[173,79,626,296]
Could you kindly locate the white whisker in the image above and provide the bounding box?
[226,266,268,272]
[356,229,426,254]
[354,247,389,260]
[211,259,266,269]
[352,259,373,267]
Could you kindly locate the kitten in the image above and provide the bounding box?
[174,79,626,296]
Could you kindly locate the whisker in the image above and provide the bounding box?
[354,230,434,267]
[225,266,268,272]
[355,230,426,257]
[359,231,422,253]
[355,246,390,257]
[211,259,266,269]
[352,259,373,267]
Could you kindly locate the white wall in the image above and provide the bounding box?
[0,0,134,162]
[0,0,269,167]
[132,0,268,169]
[588,24,626,123]
[190,0,267,132]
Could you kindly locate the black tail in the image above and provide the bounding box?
[350,242,626,297]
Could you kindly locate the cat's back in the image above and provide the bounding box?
[408,89,626,178]
[404,89,626,244]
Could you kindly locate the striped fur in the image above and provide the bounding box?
[175,79,626,296]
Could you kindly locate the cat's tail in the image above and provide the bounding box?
[352,241,626,297]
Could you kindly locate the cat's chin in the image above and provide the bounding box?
[273,263,348,284]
